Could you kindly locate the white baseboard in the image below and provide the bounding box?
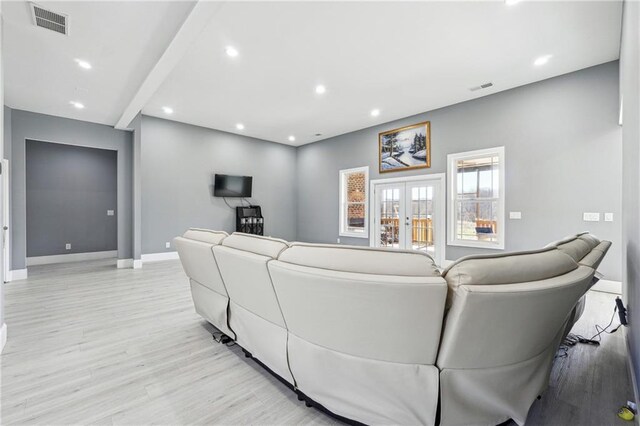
[117,258,133,269]
[141,251,179,263]
[0,322,6,353]
[591,279,622,295]
[8,268,27,281]
[27,250,117,266]
[133,259,143,269]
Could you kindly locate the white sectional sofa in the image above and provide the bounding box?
[175,230,610,426]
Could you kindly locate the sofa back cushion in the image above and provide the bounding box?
[269,244,447,365]
[213,233,289,327]
[183,228,228,245]
[545,232,603,264]
[279,243,440,276]
[578,240,611,269]
[174,228,228,295]
[443,247,578,289]
[222,232,289,258]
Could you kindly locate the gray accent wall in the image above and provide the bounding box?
[297,61,622,281]
[25,140,117,257]
[620,0,640,399]
[9,109,133,269]
[140,116,297,254]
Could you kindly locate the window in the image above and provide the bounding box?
[447,147,505,249]
[339,166,369,238]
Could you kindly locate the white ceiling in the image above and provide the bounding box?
[3,1,195,125]
[4,1,623,146]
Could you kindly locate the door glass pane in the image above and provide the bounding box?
[410,185,434,256]
[379,188,400,248]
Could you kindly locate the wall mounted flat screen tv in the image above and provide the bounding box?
[214,174,252,197]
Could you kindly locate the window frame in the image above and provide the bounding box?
[447,147,505,250]
[339,166,369,238]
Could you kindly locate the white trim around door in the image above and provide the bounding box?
[3,159,10,283]
[369,173,446,266]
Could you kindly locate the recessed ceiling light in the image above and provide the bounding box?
[315,85,326,95]
[70,101,84,109]
[236,123,245,130]
[74,59,92,70]
[225,46,239,58]
[288,135,296,142]
[534,54,552,66]
[371,108,381,117]
[162,106,174,114]
[505,0,522,5]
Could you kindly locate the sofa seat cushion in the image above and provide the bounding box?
[278,243,440,276]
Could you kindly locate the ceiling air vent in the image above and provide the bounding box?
[30,3,68,35]
[469,82,493,92]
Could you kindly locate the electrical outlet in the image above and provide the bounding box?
[337,238,341,244]
[65,243,71,250]
[604,213,614,222]
[165,242,171,249]
[583,212,600,222]
[509,211,522,220]
[107,210,114,216]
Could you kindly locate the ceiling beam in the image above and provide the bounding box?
[114,1,222,130]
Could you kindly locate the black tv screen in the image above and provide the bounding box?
[214,174,252,197]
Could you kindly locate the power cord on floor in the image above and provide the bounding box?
[212,331,236,347]
[571,304,622,346]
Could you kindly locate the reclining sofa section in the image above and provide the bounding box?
[175,230,610,426]
[269,243,446,425]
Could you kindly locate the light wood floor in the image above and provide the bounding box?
[0,259,633,425]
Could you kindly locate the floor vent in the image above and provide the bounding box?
[469,82,494,92]
[30,3,68,35]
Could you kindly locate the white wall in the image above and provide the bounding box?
[297,62,623,280]
[0,0,6,352]
[620,0,640,398]
[140,116,298,254]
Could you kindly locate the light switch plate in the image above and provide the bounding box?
[605,213,614,222]
[337,238,341,244]
[65,243,71,250]
[165,242,171,248]
[107,210,114,216]
[583,212,601,222]
[509,211,522,220]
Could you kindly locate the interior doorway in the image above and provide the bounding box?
[370,174,445,266]
[25,140,118,268]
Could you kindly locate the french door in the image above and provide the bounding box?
[371,175,445,266]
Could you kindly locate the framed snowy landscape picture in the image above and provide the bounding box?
[378,121,431,173]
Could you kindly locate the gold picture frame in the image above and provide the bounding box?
[378,121,431,173]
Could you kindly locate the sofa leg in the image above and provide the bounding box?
[297,394,304,401]
[305,401,312,407]
[537,395,542,400]
[242,348,252,358]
